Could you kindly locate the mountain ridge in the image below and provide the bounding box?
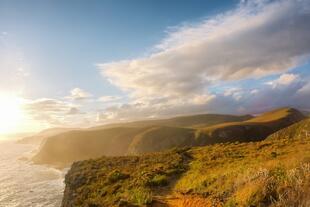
[32,107,305,168]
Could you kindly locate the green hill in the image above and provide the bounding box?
[91,113,253,129]
[129,108,305,154]
[32,108,304,168]
[195,107,305,144]
[62,117,310,207]
[32,113,253,167]
[128,126,196,154]
[32,127,146,168]
[267,118,310,140]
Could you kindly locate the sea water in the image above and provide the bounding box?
[0,140,65,207]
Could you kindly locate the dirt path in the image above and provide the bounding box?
[152,195,222,207]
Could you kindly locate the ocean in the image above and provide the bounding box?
[0,140,65,207]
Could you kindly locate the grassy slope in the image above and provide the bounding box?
[194,108,305,144]
[62,119,310,207]
[62,149,190,207]
[33,108,304,167]
[267,118,310,140]
[128,126,196,154]
[130,108,305,154]
[90,114,253,130]
[32,114,253,167]
[32,127,147,168]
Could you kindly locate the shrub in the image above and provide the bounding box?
[269,165,287,182]
[271,151,278,158]
[126,188,152,205]
[147,174,168,187]
[108,170,129,183]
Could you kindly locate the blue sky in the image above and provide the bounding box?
[0,0,309,133]
[0,0,237,99]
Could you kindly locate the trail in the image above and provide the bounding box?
[152,194,222,207]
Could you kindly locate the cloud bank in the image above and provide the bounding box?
[96,0,310,122]
[100,0,310,98]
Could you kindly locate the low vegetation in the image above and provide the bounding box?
[33,108,304,168]
[62,149,190,207]
[62,118,310,207]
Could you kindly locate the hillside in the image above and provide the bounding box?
[267,118,310,140]
[32,108,304,168]
[129,108,305,154]
[62,118,310,207]
[128,126,196,154]
[91,114,253,129]
[32,113,253,167]
[32,127,147,168]
[194,107,305,144]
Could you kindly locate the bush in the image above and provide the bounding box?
[127,188,153,205]
[271,151,278,158]
[147,174,168,187]
[108,170,129,183]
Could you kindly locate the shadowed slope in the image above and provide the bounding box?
[32,127,147,168]
[91,114,253,129]
[32,113,253,167]
[194,107,305,145]
[128,126,196,154]
[32,108,304,168]
[129,108,305,154]
[267,118,310,140]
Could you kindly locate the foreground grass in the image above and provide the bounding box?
[62,149,190,207]
[174,139,310,206]
[62,119,310,207]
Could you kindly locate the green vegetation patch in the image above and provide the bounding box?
[62,148,189,206]
[62,118,310,207]
[173,133,310,206]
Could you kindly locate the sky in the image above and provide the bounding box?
[0,0,309,134]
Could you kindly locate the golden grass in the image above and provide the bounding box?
[62,118,310,207]
[34,108,304,168]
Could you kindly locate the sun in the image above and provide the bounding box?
[0,94,24,135]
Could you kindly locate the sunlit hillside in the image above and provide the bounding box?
[31,113,252,168]
[31,108,304,168]
[62,118,310,207]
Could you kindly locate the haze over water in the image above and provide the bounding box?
[0,140,64,207]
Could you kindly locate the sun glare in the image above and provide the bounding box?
[0,94,24,135]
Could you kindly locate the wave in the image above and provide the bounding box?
[0,140,65,207]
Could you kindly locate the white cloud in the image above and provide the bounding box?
[250,89,259,94]
[23,98,73,113]
[95,0,310,123]
[275,74,299,85]
[67,88,92,100]
[99,0,310,103]
[98,95,122,103]
[266,73,299,88]
[22,98,77,125]
[224,88,243,100]
[97,75,309,123]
